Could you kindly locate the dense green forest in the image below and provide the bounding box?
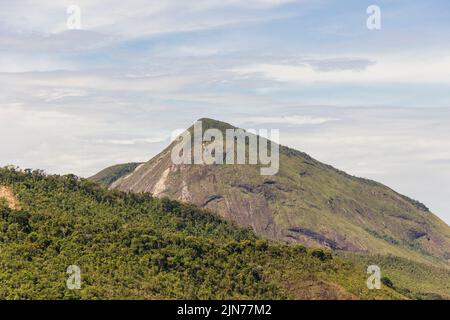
[0,167,446,299]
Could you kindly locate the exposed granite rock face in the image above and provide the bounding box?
[104,119,450,265]
[0,185,20,210]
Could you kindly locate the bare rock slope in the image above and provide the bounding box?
[93,119,450,266]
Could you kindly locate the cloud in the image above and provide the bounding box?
[0,52,77,73]
[93,137,168,145]
[36,89,88,102]
[246,115,339,125]
[0,0,301,72]
[231,55,450,85]
[305,58,375,72]
[0,0,299,36]
[0,71,197,93]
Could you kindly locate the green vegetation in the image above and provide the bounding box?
[339,252,450,300]
[0,167,404,300]
[88,162,142,187]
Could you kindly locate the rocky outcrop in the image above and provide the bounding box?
[0,185,20,210]
[97,119,450,265]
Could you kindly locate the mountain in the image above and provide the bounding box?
[89,162,142,187]
[0,167,410,299]
[99,118,450,266]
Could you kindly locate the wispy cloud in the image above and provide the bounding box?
[247,115,339,125]
[0,0,300,36]
[230,55,450,85]
[93,137,168,145]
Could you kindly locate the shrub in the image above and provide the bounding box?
[381,276,394,288]
[293,244,307,254]
[311,248,332,261]
[255,239,268,251]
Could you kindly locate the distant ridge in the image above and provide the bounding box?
[89,162,142,187]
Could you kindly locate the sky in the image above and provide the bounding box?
[0,0,449,224]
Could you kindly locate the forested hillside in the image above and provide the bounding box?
[0,167,405,300]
